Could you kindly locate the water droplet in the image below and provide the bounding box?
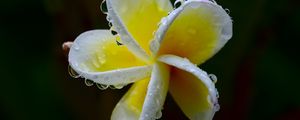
[190,68,196,73]
[116,40,123,46]
[108,85,116,89]
[152,30,156,36]
[216,89,219,98]
[160,17,168,26]
[84,79,94,86]
[174,0,182,9]
[74,62,79,67]
[169,10,177,16]
[209,74,217,83]
[106,15,111,22]
[155,99,160,106]
[92,59,100,68]
[214,103,220,112]
[72,43,80,51]
[156,86,160,90]
[155,111,162,119]
[96,83,109,90]
[108,22,113,27]
[108,84,124,89]
[97,55,106,65]
[68,65,80,78]
[161,16,169,26]
[111,30,118,35]
[150,40,159,53]
[157,35,161,40]
[210,0,217,3]
[115,84,125,89]
[225,8,230,14]
[183,58,190,62]
[100,0,108,14]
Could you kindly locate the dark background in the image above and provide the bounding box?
[1,0,300,120]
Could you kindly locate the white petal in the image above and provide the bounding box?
[111,78,150,120]
[140,63,170,120]
[158,54,219,120]
[75,66,152,85]
[68,30,152,85]
[106,0,172,58]
[106,0,159,62]
[112,103,139,120]
[151,0,232,58]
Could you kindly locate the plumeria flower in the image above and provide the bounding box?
[67,0,232,119]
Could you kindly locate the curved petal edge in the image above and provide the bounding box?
[140,62,170,120]
[68,30,152,85]
[151,0,232,64]
[158,54,219,120]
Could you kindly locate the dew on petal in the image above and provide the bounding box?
[72,42,80,51]
[183,57,190,63]
[210,0,217,3]
[84,79,94,86]
[214,103,220,112]
[109,84,125,89]
[144,114,149,118]
[174,0,183,9]
[150,40,159,53]
[225,8,230,14]
[152,30,156,35]
[215,88,219,98]
[106,15,111,22]
[96,83,109,90]
[160,17,168,26]
[209,74,218,83]
[155,111,162,119]
[68,65,80,78]
[116,40,123,46]
[92,58,100,68]
[108,22,113,27]
[108,85,116,89]
[110,30,118,36]
[97,54,106,65]
[156,85,161,90]
[100,0,108,14]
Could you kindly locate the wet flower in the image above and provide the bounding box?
[67,0,232,119]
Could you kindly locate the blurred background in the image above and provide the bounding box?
[1,0,300,120]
